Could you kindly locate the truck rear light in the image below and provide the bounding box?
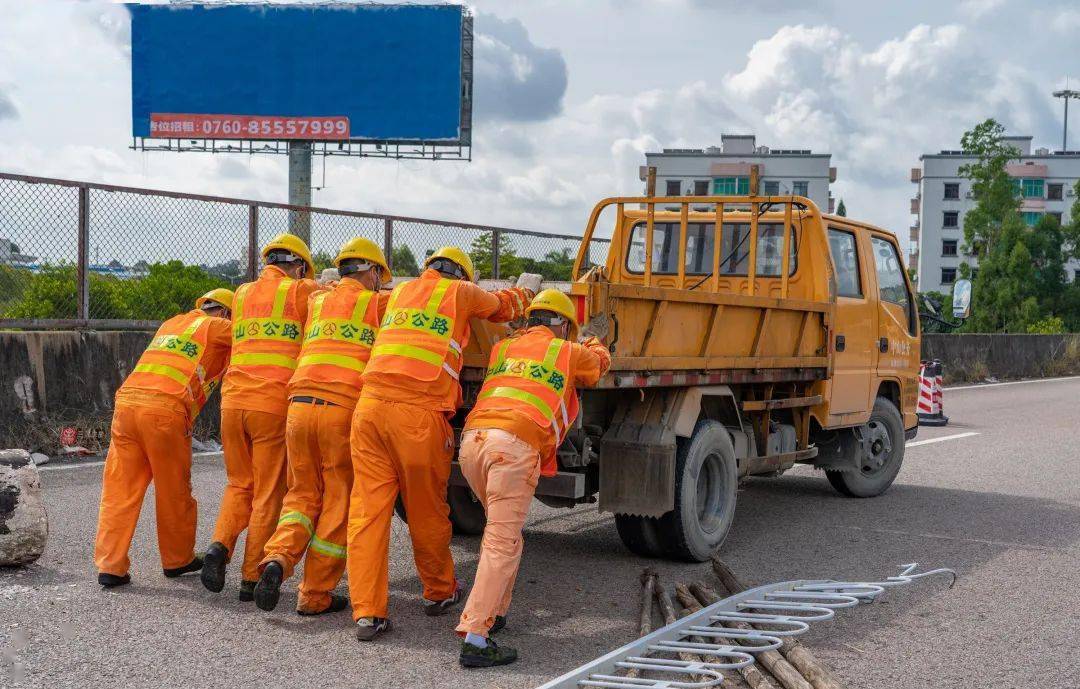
[573,294,587,325]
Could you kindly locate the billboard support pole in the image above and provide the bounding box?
[288,140,313,244]
[247,204,259,281]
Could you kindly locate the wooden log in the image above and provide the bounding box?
[690,583,813,689]
[676,584,772,689]
[625,568,658,680]
[711,556,846,689]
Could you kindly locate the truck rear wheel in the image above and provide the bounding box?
[394,486,487,536]
[826,396,905,498]
[657,420,738,562]
[614,514,667,558]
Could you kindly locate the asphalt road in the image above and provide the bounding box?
[3,376,1079,688]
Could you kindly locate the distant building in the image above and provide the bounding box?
[0,237,37,267]
[911,136,1080,294]
[642,134,836,212]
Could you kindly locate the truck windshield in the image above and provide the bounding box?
[626,221,796,277]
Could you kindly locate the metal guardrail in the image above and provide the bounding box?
[0,171,610,328]
[538,563,957,689]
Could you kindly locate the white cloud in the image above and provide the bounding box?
[0,88,17,121]
[958,0,1007,19]
[474,12,568,122]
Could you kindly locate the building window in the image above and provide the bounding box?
[665,180,682,196]
[762,180,780,195]
[712,177,750,195]
[693,179,709,196]
[1048,183,1063,200]
[1022,211,1042,226]
[942,239,958,256]
[941,267,957,284]
[943,211,959,228]
[1049,211,1063,224]
[1075,270,1080,283]
[1016,178,1044,198]
[944,183,960,200]
[792,181,809,196]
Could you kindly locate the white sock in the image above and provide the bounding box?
[465,632,488,647]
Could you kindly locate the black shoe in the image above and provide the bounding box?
[459,638,518,668]
[200,542,228,593]
[355,617,391,642]
[239,580,257,602]
[163,556,203,579]
[98,573,131,589]
[489,615,506,635]
[297,593,349,617]
[422,582,463,617]
[254,562,283,611]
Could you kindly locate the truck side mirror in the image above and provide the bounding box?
[952,279,972,320]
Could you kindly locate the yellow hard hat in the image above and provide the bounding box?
[424,246,475,282]
[195,287,234,313]
[262,233,314,274]
[335,237,391,283]
[526,289,578,337]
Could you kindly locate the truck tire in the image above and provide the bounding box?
[657,420,738,562]
[614,514,667,558]
[394,486,488,536]
[826,396,905,498]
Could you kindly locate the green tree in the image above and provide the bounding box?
[1065,179,1080,262]
[4,265,129,319]
[963,214,1042,332]
[311,250,334,273]
[391,245,421,277]
[958,119,1022,261]
[469,233,524,280]
[836,199,847,217]
[118,261,230,320]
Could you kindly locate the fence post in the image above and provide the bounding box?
[247,205,259,281]
[491,228,500,280]
[384,217,393,271]
[76,185,90,320]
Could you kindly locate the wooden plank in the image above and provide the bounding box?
[607,282,830,312]
[608,355,830,371]
[711,202,723,292]
[741,395,823,411]
[780,202,793,298]
[750,308,771,357]
[677,203,688,284]
[697,304,725,357]
[640,300,669,356]
[792,310,811,357]
[644,201,655,287]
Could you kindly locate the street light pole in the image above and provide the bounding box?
[1053,89,1080,153]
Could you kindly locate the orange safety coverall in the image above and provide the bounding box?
[456,327,609,636]
[95,310,232,576]
[258,281,389,613]
[347,268,532,620]
[213,265,319,582]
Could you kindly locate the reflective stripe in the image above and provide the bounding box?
[449,338,462,354]
[230,353,298,370]
[132,363,189,386]
[297,353,366,372]
[371,343,446,368]
[146,316,207,362]
[278,510,313,536]
[351,289,374,322]
[271,279,291,318]
[309,535,346,559]
[479,385,561,437]
[442,362,460,380]
[233,283,250,318]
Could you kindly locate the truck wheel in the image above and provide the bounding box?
[614,514,667,558]
[658,420,738,562]
[447,484,487,535]
[395,488,487,536]
[826,396,905,498]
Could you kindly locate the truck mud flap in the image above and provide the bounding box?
[598,389,677,517]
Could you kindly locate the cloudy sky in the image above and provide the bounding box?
[1,0,1077,247]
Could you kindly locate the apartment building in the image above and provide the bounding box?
[643,134,836,212]
[911,135,1080,294]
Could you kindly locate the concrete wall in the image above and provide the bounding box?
[1,331,221,453]
[922,333,1080,382]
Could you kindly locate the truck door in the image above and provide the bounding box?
[826,226,875,414]
[868,234,919,406]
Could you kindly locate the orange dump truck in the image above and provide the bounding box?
[449,195,921,562]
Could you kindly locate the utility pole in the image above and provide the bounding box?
[1053,89,1079,153]
[288,140,313,244]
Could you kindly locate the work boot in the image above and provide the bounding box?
[200,542,228,593]
[459,638,518,668]
[422,581,463,617]
[98,573,131,589]
[254,562,283,611]
[297,593,349,617]
[355,617,391,642]
[239,580,257,602]
[489,615,507,635]
[163,556,203,579]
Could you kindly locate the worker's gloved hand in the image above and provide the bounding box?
[579,312,609,342]
[515,272,543,296]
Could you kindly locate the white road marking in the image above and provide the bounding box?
[947,375,1080,391]
[907,431,979,447]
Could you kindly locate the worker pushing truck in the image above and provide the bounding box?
[94,191,928,668]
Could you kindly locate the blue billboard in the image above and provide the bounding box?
[130,4,466,143]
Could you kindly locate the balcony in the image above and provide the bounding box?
[910,167,922,183]
[829,167,838,183]
[910,226,919,241]
[910,197,920,214]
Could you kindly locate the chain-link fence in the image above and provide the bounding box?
[0,172,610,328]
